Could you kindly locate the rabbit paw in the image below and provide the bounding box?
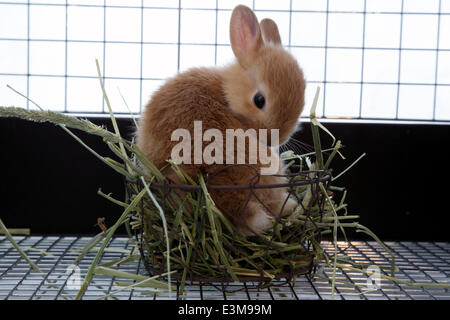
[280,197,298,217]
[242,202,273,236]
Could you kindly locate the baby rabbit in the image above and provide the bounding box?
[136,5,306,236]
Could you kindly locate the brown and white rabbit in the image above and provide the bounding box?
[136,5,306,236]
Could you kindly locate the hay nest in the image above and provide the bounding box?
[126,166,331,288]
[5,80,422,299]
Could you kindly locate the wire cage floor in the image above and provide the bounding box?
[0,236,449,300]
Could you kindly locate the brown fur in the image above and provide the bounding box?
[260,19,282,45]
[136,5,306,235]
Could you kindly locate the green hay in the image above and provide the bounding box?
[1,81,450,300]
[0,218,41,272]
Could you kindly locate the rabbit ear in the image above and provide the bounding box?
[230,5,263,68]
[260,18,281,45]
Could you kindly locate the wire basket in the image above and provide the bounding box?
[125,164,332,289]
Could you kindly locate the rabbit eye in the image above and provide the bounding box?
[253,93,265,109]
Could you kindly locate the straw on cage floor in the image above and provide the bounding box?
[1,236,449,300]
[1,68,450,299]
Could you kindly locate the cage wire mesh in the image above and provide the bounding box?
[1,236,449,300]
[0,0,449,121]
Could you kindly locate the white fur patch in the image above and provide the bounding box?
[247,209,273,235]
